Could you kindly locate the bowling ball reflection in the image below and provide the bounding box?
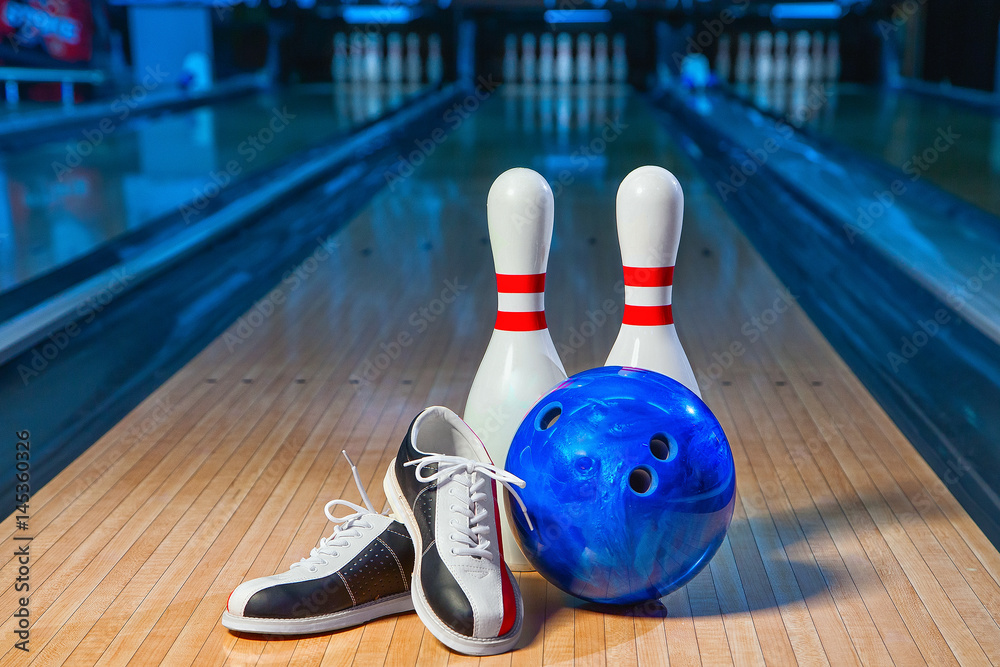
[504,366,736,605]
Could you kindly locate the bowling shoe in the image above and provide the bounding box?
[222,452,414,635]
[383,406,531,656]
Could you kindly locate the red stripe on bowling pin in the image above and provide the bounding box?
[622,265,674,325]
[496,273,546,293]
[623,304,673,326]
[495,272,547,331]
[622,265,674,288]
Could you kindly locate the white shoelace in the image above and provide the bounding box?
[406,454,533,560]
[291,451,379,573]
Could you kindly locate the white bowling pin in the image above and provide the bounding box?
[539,33,555,84]
[503,34,519,83]
[555,32,573,84]
[364,33,382,83]
[773,31,789,82]
[791,31,811,84]
[521,33,537,84]
[715,34,731,82]
[427,34,443,83]
[735,32,752,84]
[755,31,773,84]
[576,33,592,84]
[332,33,348,82]
[349,32,365,82]
[612,33,627,83]
[811,32,826,81]
[465,168,567,572]
[387,32,403,83]
[594,33,609,84]
[405,33,421,85]
[606,166,701,398]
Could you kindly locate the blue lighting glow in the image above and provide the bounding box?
[770,2,845,20]
[543,9,613,24]
[343,6,417,24]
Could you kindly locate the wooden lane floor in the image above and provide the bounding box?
[3,86,1000,665]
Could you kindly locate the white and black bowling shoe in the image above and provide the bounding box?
[383,406,532,656]
[222,452,415,635]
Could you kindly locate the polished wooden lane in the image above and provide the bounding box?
[3,86,1000,665]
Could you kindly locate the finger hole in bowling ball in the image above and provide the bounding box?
[649,433,675,461]
[535,403,562,430]
[628,466,656,496]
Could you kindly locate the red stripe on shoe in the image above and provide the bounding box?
[622,304,674,326]
[623,265,674,287]
[491,479,518,637]
[495,310,547,331]
[496,273,546,293]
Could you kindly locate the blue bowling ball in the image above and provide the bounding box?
[504,366,736,605]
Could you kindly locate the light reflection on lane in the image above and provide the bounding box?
[0,82,428,292]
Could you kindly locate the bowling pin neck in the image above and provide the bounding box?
[495,272,548,332]
[621,265,673,327]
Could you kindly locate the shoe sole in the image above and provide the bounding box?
[221,592,414,635]
[383,459,523,656]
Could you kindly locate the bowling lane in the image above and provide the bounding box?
[0,82,426,292]
[7,83,1000,665]
[806,84,1000,218]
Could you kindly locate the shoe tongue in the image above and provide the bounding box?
[412,407,483,460]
